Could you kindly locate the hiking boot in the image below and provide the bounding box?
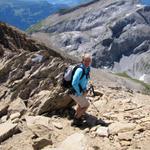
[71,118,83,127]
[67,108,76,120]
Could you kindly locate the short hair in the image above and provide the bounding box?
[82,53,92,61]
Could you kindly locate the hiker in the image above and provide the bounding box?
[70,53,92,126]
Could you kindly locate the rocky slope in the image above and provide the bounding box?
[28,0,150,84]
[0,21,150,150]
[0,21,78,116]
[1,84,150,150]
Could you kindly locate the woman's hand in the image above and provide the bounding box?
[83,90,88,96]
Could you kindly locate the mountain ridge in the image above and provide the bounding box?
[28,0,150,84]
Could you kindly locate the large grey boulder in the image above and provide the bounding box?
[28,89,74,115]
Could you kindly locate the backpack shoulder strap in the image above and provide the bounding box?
[71,64,84,81]
[86,67,90,78]
[78,65,90,80]
[80,66,85,80]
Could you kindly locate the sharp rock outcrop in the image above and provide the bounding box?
[0,22,76,116]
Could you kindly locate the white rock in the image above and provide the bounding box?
[59,132,87,150]
[32,54,43,63]
[108,122,136,135]
[25,116,51,129]
[118,131,134,141]
[12,118,20,124]
[120,140,131,146]
[96,126,109,137]
[10,112,21,120]
[1,115,7,123]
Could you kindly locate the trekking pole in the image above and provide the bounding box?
[88,84,96,97]
[89,98,100,113]
[88,84,100,114]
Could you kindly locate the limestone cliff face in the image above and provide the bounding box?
[29,0,150,83]
[0,22,75,116]
[0,22,62,55]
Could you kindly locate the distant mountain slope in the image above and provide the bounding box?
[0,0,69,30]
[28,0,150,84]
[47,0,94,7]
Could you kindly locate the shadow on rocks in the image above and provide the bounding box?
[78,113,110,130]
[42,107,76,119]
[42,107,110,129]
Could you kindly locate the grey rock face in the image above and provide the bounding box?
[30,0,150,83]
[0,22,75,116]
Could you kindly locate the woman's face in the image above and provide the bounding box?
[83,57,91,67]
